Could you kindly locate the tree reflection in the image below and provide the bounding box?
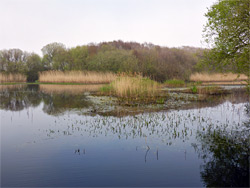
[194,118,250,187]
[0,85,42,111]
[0,84,93,115]
[42,92,91,115]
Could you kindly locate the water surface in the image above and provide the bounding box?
[1,85,249,187]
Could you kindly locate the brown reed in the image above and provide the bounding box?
[190,72,248,82]
[39,71,117,84]
[0,73,26,83]
[102,75,159,99]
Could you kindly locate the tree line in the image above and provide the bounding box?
[1,0,248,83]
[0,41,204,82]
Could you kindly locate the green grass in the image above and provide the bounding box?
[164,79,185,87]
[0,82,27,85]
[156,98,165,104]
[191,85,198,93]
[100,84,113,93]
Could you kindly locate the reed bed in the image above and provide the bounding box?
[39,71,117,84]
[40,84,103,95]
[190,73,248,82]
[0,73,26,83]
[101,76,159,99]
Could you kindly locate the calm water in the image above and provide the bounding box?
[1,85,249,187]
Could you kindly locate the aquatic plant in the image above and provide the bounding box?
[191,85,198,93]
[100,84,113,94]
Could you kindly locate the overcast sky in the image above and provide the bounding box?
[0,0,216,55]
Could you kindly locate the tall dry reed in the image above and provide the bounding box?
[190,72,248,82]
[0,73,26,83]
[39,71,117,84]
[108,76,159,98]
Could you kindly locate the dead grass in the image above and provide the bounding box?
[101,75,160,99]
[40,84,103,94]
[190,72,248,82]
[0,73,26,83]
[39,71,117,84]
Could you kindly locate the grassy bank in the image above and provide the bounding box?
[0,73,26,83]
[164,79,185,87]
[39,71,117,84]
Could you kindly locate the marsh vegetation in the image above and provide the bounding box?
[0,73,26,83]
[100,75,161,104]
[190,72,248,85]
[39,71,116,84]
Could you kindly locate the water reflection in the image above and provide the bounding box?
[1,85,249,187]
[0,85,96,115]
[194,120,249,186]
[0,85,42,111]
[40,84,103,94]
[38,101,249,186]
[42,92,92,115]
[192,103,250,186]
[179,89,249,111]
[0,84,249,117]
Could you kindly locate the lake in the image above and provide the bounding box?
[1,85,249,187]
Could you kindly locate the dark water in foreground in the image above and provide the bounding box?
[1,85,249,187]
